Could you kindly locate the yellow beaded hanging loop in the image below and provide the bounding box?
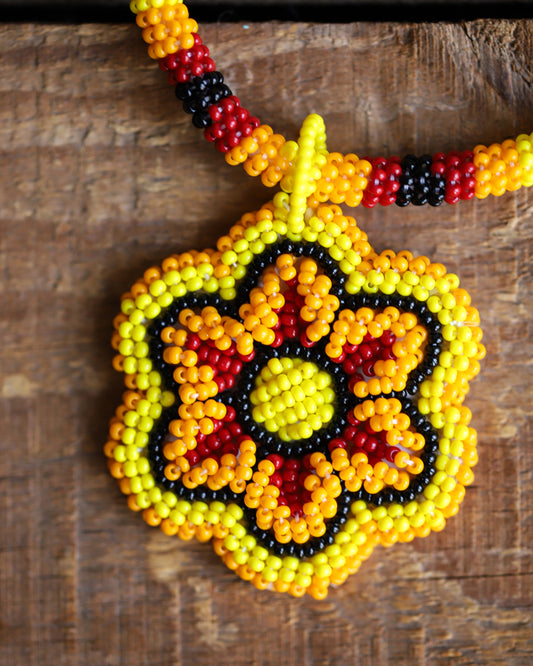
[281,114,328,234]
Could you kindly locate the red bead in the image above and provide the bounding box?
[191,44,204,60]
[178,48,191,64]
[289,502,303,517]
[362,360,374,376]
[214,138,231,153]
[225,116,238,131]
[222,373,235,389]
[347,411,360,426]
[432,161,446,176]
[380,193,396,206]
[285,459,301,471]
[210,124,226,140]
[364,436,378,454]
[447,168,462,183]
[218,428,232,444]
[447,184,462,199]
[267,453,284,470]
[343,425,358,441]
[354,432,368,448]
[217,355,232,372]
[185,334,201,350]
[284,326,298,339]
[206,433,219,449]
[362,194,379,208]
[445,194,460,205]
[463,176,476,190]
[281,313,297,325]
[236,107,249,122]
[225,131,242,148]
[364,421,376,435]
[228,422,242,436]
[461,161,476,176]
[230,359,242,374]
[213,376,226,392]
[389,162,402,177]
[342,358,356,375]
[208,349,221,365]
[190,63,203,77]
[220,98,236,114]
[282,470,298,483]
[385,446,400,463]
[186,450,200,466]
[300,333,315,348]
[197,346,209,362]
[269,472,283,487]
[224,405,236,421]
[328,437,347,451]
[359,344,373,361]
[222,442,238,456]
[196,442,210,457]
[445,154,460,169]
[208,105,223,121]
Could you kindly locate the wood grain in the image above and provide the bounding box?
[0,20,532,666]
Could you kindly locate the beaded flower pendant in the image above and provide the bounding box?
[105,0,533,598]
[106,107,492,597]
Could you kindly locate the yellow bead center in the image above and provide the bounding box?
[250,357,335,441]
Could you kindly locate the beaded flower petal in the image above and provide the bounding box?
[106,112,486,598]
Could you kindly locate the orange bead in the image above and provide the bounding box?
[143,508,161,527]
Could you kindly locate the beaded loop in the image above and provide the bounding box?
[283,114,328,234]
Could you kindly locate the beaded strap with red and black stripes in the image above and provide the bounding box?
[130,3,533,206]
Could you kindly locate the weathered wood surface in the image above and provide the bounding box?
[1,20,532,666]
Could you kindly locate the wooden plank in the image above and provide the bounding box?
[1,19,532,666]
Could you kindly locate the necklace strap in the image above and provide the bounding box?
[130,0,533,208]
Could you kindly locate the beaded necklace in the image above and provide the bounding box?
[105,0,533,599]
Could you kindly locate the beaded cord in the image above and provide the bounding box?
[130,0,533,206]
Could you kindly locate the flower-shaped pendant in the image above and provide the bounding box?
[105,116,484,598]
